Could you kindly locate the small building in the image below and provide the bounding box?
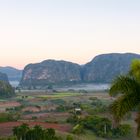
[74,108,82,114]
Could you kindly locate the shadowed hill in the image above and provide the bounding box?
[0,66,22,81]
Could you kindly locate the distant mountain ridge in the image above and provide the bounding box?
[20,53,140,88]
[82,53,140,83]
[0,66,22,81]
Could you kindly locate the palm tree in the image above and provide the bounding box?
[13,126,21,140]
[20,123,29,140]
[109,59,140,136]
[32,125,44,140]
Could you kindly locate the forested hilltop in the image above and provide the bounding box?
[20,53,140,88]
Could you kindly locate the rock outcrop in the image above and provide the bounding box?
[20,60,82,88]
[0,80,15,98]
[83,53,140,83]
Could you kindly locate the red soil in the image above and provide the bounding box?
[0,101,21,108]
[23,112,70,120]
[0,121,72,136]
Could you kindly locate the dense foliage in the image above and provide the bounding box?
[82,116,131,138]
[0,113,18,122]
[13,124,62,140]
[109,59,140,136]
[67,113,131,138]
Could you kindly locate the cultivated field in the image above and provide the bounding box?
[0,90,138,140]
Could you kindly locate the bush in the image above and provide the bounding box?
[82,116,112,137]
[13,124,63,140]
[0,137,17,140]
[66,135,73,140]
[0,113,16,122]
[112,124,132,138]
[67,115,80,124]
[72,124,84,134]
[82,115,131,138]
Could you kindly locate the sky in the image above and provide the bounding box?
[0,0,140,69]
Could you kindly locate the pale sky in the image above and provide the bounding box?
[0,0,140,69]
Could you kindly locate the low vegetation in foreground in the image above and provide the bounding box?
[0,90,135,140]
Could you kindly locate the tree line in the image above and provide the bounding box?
[12,123,62,140]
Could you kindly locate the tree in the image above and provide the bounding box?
[13,124,62,140]
[13,126,21,140]
[32,125,44,140]
[109,59,140,136]
[19,123,29,140]
[13,124,29,140]
[46,128,55,139]
[83,116,112,137]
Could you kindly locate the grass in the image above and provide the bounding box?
[15,95,35,100]
[57,130,138,140]
[0,99,7,102]
[38,92,82,99]
[57,130,106,140]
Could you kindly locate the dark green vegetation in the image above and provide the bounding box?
[109,59,140,137]
[0,137,16,140]
[82,116,131,138]
[13,124,62,140]
[0,81,15,98]
[20,53,140,88]
[0,113,19,122]
[67,111,131,138]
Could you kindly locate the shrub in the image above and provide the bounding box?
[66,135,73,140]
[82,116,112,137]
[112,124,132,138]
[67,115,80,124]
[0,113,16,122]
[72,124,84,134]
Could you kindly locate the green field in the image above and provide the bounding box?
[38,92,83,99]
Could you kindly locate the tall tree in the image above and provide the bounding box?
[109,59,140,136]
[20,123,29,140]
[13,124,29,140]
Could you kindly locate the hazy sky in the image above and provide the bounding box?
[0,0,140,69]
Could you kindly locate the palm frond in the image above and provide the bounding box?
[110,93,139,124]
[129,59,140,82]
[109,75,140,97]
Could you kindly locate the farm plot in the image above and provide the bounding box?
[37,92,83,99]
[0,121,72,136]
